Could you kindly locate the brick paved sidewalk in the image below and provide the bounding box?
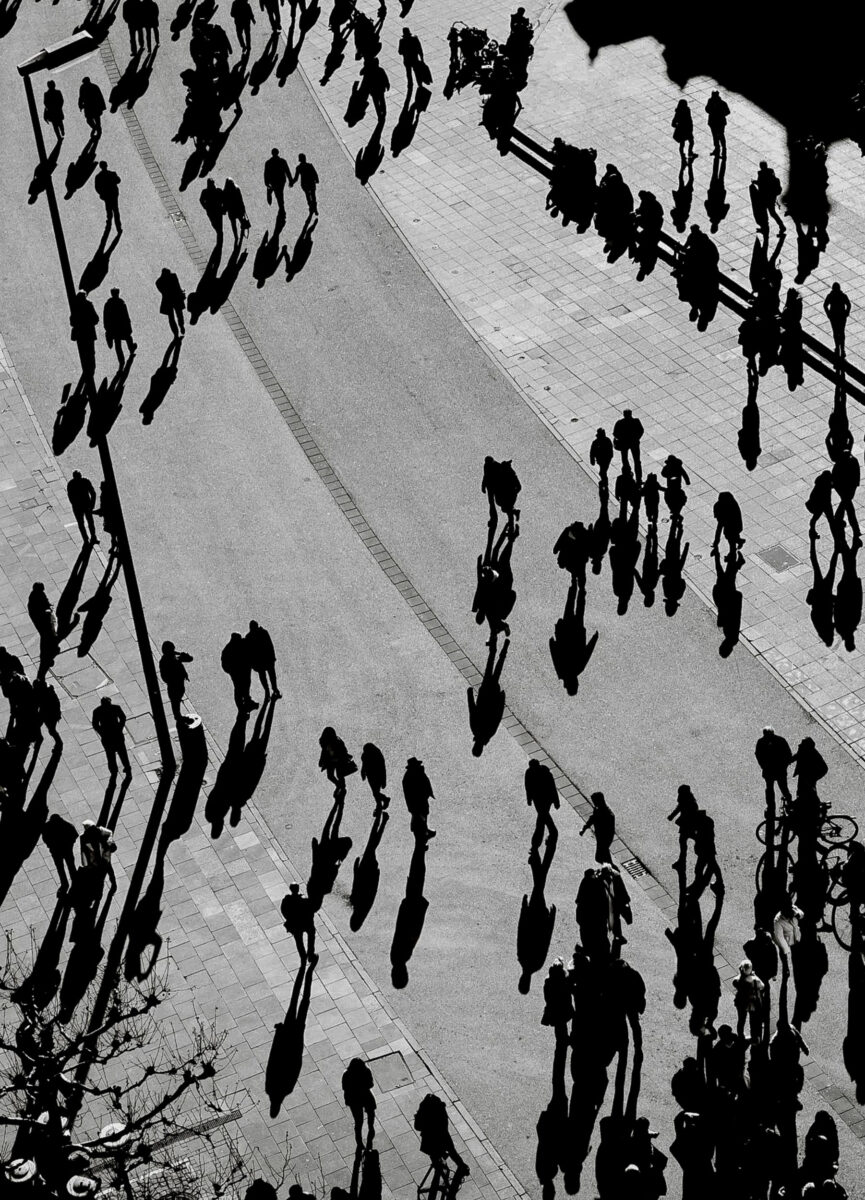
[0,328,526,1200]
[295,2,865,775]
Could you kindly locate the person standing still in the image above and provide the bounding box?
[67,470,99,545]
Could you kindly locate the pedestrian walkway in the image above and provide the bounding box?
[0,327,526,1200]
[297,2,865,771]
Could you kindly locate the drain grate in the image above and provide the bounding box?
[149,1107,243,1151]
[621,857,650,880]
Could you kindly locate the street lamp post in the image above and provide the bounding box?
[18,33,177,771]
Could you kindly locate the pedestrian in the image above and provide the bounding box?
[102,288,136,366]
[341,1057,376,1148]
[79,819,117,886]
[293,153,319,215]
[398,26,431,92]
[230,0,256,53]
[753,161,785,235]
[772,894,803,960]
[524,757,559,847]
[122,0,144,52]
[667,784,700,870]
[78,77,106,138]
[413,1094,469,1180]
[69,290,99,378]
[246,620,281,700]
[318,726,357,796]
[805,470,835,540]
[402,755,436,841]
[263,147,292,216]
[280,881,317,962]
[689,810,722,898]
[222,176,251,242]
[66,470,99,545]
[705,89,729,157]
[200,178,225,245]
[754,725,793,804]
[43,79,65,142]
[221,631,258,712]
[540,956,573,1037]
[589,427,614,490]
[824,282,851,360]
[27,581,57,644]
[711,491,745,558]
[671,98,695,163]
[141,0,160,50]
[612,408,644,481]
[42,813,79,893]
[831,449,861,545]
[33,676,63,746]
[94,161,122,235]
[792,735,828,796]
[91,696,132,776]
[155,268,186,338]
[159,640,194,723]
[732,959,765,1042]
[579,790,615,863]
[360,741,389,808]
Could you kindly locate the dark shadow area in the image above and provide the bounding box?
[467,635,509,756]
[284,211,318,282]
[349,806,389,931]
[55,542,92,643]
[737,374,761,470]
[517,832,557,994]
[27,138,62,207]
[0,741,62,909]
[355,114,386,185]
[711,545,744,657]
[390,83,431,158]
[187,238,248,324]
[109,46,158,111]
[86,358,133,446]
[307,794,353,911]
[52,376,92,469]
[139,335,184,424]
[59,870,115,1021]
[704,152,729,233]
[265,955,316,1115]
[549,577,598,696]
[205,699,274,837]
[276,0,321,85]
[170,0,198,39]
[79,228,122,296]
[659,519,688,617]
[0,0,24,39]
[389,832,429,988]
[807,525,839,648]
[74,0,122,44]
[253,208,288,288]
[76,544,122,656]
[12,899,71,1011]
[64,135,99,201]
[249,29,280,94]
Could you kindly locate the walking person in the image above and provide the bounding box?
[589,427,614,491]
[705,89,729,157]
[200,178,226,248]
[579,790,615,863]
[42,79,65,142]
[402,756,436,842]
[753,161,785,235]
[280,882,317,962]
[42,813,79,894]
[711,491,746,558]
[222,176,251,243]
[79,819,118,887]
[159,640,194,723]
[94,161,123,236]
[70,290,99,378]
[732,959,766,1043]
[78,76,107,138]
[221,631,258,712]
[102,289,136,367]
[230,0,256,53]
[524,758,559,848]
[754,726,793,805]
[341,1057,376,1148]
[824,282,851,361]
[671,98,696,164]
[612,408,644,482]
[27,581,57,656]
[91,696,132,777]
[361,741,389,808]
[155,268,186,338]
[67,470,99,545]
[667,783,700,870]
[831,449,861,546]
[318,727,357,797]
[246,619,281,700]
[292,153,319,215]
[33,676,63,746]
[264,147,293,216]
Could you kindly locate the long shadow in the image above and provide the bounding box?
[170,0,198,38]
[253,208,288,288]
[229,696,276,829]
[205,708,251,838]
[308,794,353,911]
[0,0,24,38]
[79,228,122,295]
[187,238,248,324]
[76,544,122,656]
[110,46,158,111]
[55,541,93,642]
[0,741,62,910]
[87,358,133,446]
[27,138,62,207]
[807,526,839,647]
[74,0,121,43]
[467,635,509,755]
[535,1028,569,1200]
[389,831,429,988]
[704,152,729,233]
[140,335,184,424]
[276,0,321,85]
[123,847,166,981]
[711,545,744,657]
[834,533,862,652]
[844,916,865,1101]
[609,497,642,616]
[356,114,386,186]
[669,158,693,234]
[162,715,208,847]
[64,135,99,201]
[549,578,598,695]
[659,520,689,617]
[249,29,280,94]
[391,84,431,158]
[265,955,316,1115]
[284,212,318,283]
[737,371,761,470]
[349,806,390,931]
[59,870,115,1022]
[665,871,722,1035]
[12,899,71,1011]
[517,832,557,994]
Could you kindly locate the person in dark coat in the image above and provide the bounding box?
[318,726,357,798]
[402,756,436,841]
[264,148,293,215]
[792,736,828,797]
[42,813,79,892]
[78,77,106,138]
[360,742,389,808]
[70,290,99,377]
[102,288,136,366]
[711,491,746,558]
[824,282,852,360]
[754,726,793,803]
[33,677,63,746]
[280,882,317,962]
[579,790,615,863]
[221,632,258,712]
[155,268,186,338]
[612,409,644,481]
[342,1057,376,1148]
[159,640,193,723]
[705,89,729,157]
[292,154,319,216]
[94,162,123,236]
[524,757,559,847]
[43,80,65,142]
[67,470,99,545]
[246,620,281,700]
[92,696,132,776]
[589,427,614,490]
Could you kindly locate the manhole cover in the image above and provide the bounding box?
[369,1050,413,1093]
[53,661,112,698]
[757,544,802,572]
[125,713,157,746]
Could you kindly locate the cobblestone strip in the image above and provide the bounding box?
[91,33,865,1138]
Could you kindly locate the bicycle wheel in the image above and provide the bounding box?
[832,900,854,952]
[820,815,859,847]
[755,849,795,896]
[755,816,790,847]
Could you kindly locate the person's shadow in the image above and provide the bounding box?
[704,153,729,233]
[307,795,353,911]
[609,506,642,616]
[187,237,248,324]
[140,335,184,424]
[356,115,386,186]
[229,696,276,828]
[53,375,92,457]
[76,544,122,656]
[74,0,121,44]
[79,228,122,295]
[55,542,93,642]
[265,955,316,1115]
[549,580,598,695]
[711,546,744,657]
[738,372,761,470]
[205,708,251,838]
[250,30,281,94]
[0,741,62,908]
[516,833,557,994]
[834,534,862,652]
[161,714,209,847]
[124,843,166,980]
[635,518,660,607]
[659,521,689,617]
[535,1018,570,1200]
[389,831,429,988]
[27,138,62,207]
[254,208,288,288]
[844,916,865,1101]
[59,867,116,1022]
[276,0,320,84]
[87,358,134,446]
[349,807,390,931]
[391,84,431,157]
[0,0,24,38]
[12,899,71,1012]
[807,526,839,647]
[64,134,100,200]
[669,158,694,234]
[467,636,509,755]
[110,45,158,111]
[284,212,318,282]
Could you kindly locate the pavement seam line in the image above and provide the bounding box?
[92,37,865,1134]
